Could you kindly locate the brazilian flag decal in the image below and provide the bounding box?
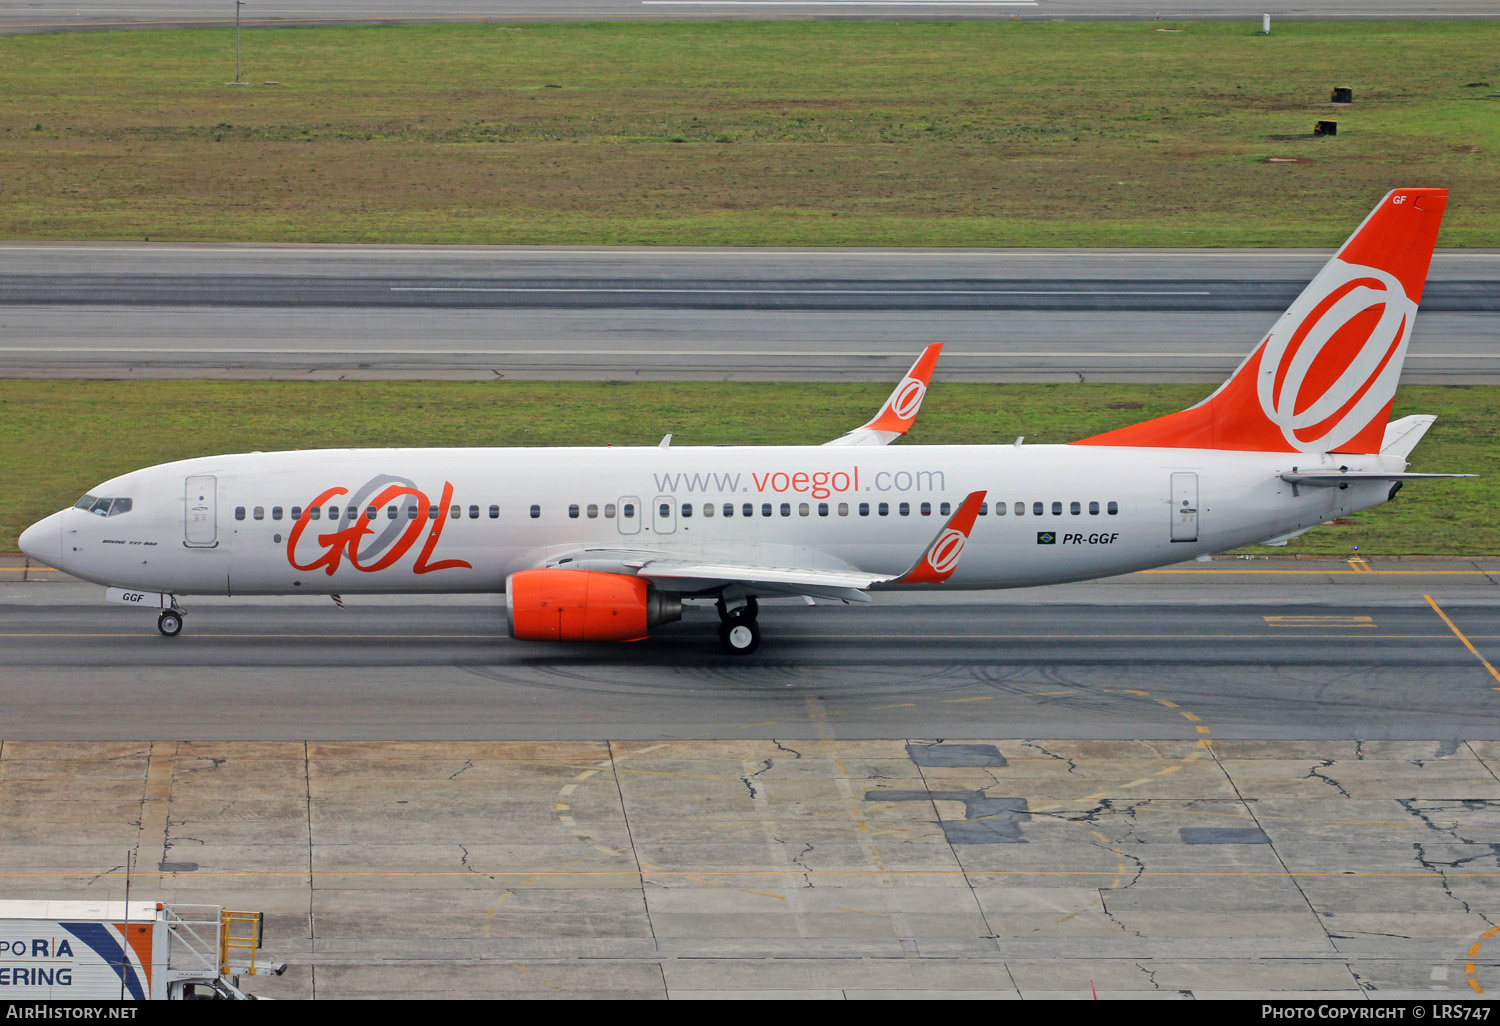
[1037,532,1056,545]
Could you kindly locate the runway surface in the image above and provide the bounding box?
[3,245,1496,382]
[6,559,1500,741]
[4,0,1494,33]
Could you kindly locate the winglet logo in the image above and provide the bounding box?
[887,377,927,423]
[1256,260,1417,453]
[925,528,966,575]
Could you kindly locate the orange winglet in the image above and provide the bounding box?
[890,490,987,585]
[861,343,943,436]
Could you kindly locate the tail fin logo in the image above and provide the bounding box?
[888,378,927,422]
[1257,261,1416,453]
[925,528,966,575]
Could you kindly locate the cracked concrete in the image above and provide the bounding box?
[4,738,1500,998]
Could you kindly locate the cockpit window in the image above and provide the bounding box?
[73,495,132,517]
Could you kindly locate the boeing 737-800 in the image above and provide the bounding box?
[19,188,1466,654]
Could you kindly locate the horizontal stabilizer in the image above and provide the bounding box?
[1280,471,1474,486]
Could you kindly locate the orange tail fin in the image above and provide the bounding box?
[1075,188,1447,454]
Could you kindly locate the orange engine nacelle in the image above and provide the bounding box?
[506,569,682,643]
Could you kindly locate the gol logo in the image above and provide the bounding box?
[287,474,473,577]
[887,377,927,422]
[1255,260,1417,452]
[925,528,966,576]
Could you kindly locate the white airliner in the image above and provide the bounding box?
[19,188,1465,654]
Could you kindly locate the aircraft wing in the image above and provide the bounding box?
[824,343,942,446]
[538,491,988,601]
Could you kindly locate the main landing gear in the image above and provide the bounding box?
[716,596,760,655]
[157,603,185,638]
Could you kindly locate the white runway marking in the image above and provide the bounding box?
[643,2,1036,6]
[390,287,1212,296]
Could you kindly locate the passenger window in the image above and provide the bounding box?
[1052,502,1062,516]
[387,506,397,520]
[235,507,246,521]
[799,503,810,517]
[1032,502,1043,516]
[996,502,1006,516]
[530,505,541,519]
[604,504,617,519]
[622,503,634,518]
[1089,501,1100,515]
[660,503,671,518]
[1107,501,1119,515]
[818,502,828,517]
[1070,501,1081,515]
[920,502,931,516]
[307,507,319,521]
[408,506,420,520]
[940,501,951,516]
[780,503,791,517]
[1014,502,1024,516]
[878,502,889,516]
[253,507,265,521]
[723,504,734,518]
[838,503,848,517]
[569,504,580,519]
[762,503,772,517]
[703,503,714,518]
[449,505,460,520]
[681,504,693,518]
[859,502,869,516]
[366,507,378,521]
[743,503,754,517]
[587,505,599,519]
[491,505,501,519]
[291,506,302,521]
[469,505,479,519]
[428,506,439,520]
[899,502,910,516]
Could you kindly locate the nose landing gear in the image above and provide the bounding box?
[157,604,185,637]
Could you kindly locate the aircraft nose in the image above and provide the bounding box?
[18,511,64,571]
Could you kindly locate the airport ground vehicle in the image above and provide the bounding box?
[18,188,1465,654]
[0,900,282,1000]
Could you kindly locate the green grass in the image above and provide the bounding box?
[2,21,1497,245]
[1,379,1489,556]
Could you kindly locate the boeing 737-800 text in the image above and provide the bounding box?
[19,189,1466,654]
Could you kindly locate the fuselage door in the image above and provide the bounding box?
[617,496,641,536]
[184,474,218,547]
[1170,472,1199,543]
[652,494,677,535]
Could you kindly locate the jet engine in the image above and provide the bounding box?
[505,569,682,643]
